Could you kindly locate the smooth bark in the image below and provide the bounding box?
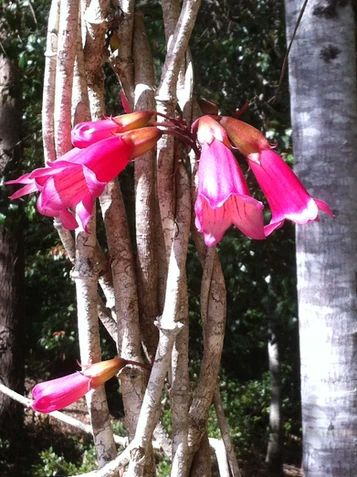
[265,335,283,476]
[285,1,357,475]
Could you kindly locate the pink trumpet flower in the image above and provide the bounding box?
[32,357,145,413]
[193,116,265,246]
[6,127,161,231]
[72,110,155,148]
[220,117,334,235]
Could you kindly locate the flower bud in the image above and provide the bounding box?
[120,127,162,158]
[192,115,231,148]
[219,117,270,156]
[81,357,127,388]
[112,111,156,132]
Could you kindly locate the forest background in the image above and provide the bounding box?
[0,0,311,475]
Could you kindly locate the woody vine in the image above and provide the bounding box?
[3,0,332,476]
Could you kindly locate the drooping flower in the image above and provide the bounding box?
[220,117,334,235]
[193,116,265,246]
[32,357,141,413]
[71,111,155,148]
[6,127,161,230]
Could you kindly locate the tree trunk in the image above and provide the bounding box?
[0,54,25,439]
[285,1,357,475]
[265,333,283,477]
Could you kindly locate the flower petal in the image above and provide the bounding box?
[247,149,334,235]
[71,119,120,148]
[58,209,79,230]
[4,172,32,185]
[40,166,87,211]
[9,182,38,200]
[195,194,265,246]
[195,139,265,245]
[32,372,91,413]
[198,141,251,207]
[53,137,133,183]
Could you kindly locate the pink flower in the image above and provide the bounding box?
[71,118,122,148]
[32,358,129,413]
[248,150,334,235]
[7,136,134,230]
[71,111,155,148]
[32,371,94,413]
[6,127,161,230]
[219,117,334,235]
[193,116,265,246]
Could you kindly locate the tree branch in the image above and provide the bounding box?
[209,438,230,477]
[170,149,191,476]
[126,320,183,477]
[72,217,117,467]
[99,179,146,442]
[54,0,79,156]
[42,0,60,164]
[83,0,110,119]
[133,12,159,358]
[116,0,135,107]
[213,387,242,477]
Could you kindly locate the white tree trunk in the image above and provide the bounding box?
[285,1,357,475]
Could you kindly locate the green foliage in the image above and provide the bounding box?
[33,444,97,477]
[157,455,172,477]
[218,365,300,459]
[25,240,78,377]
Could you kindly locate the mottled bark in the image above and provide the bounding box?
[54,0,79,156]
[191,433,212,477]
[285,1,357,475]
[100,179,146,441]
[73,220,117,468]
[83,0,110,119]
[170,154,191,476]
[117,0,135,107]
[186,243,226,472]
[133,12,159,358]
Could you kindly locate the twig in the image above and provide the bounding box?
[97,296,118,345]
[156,0,202,284]
[269,0,309,104]
[99,179,146,441]
[73,4,116,463]
[127,170,191,473]
[157,0,202,101]
[200,247,215,330]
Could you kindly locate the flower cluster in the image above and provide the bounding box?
[6,110,333,245]
[193,115,333,246]
[6,111,160,231]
